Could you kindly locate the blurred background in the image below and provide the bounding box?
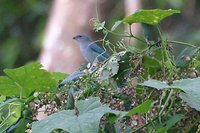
[0,0,51,74]
[0,0,199,75]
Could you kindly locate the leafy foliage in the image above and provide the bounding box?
[155,114,183,133]
[1,9,200,133]
[126,100,153,116]
[0,99,22,133]
[140,77,200,111]
[0,63,66,98]
[0,63,66,132]
[32,97,126,133]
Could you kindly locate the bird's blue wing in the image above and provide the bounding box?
[89,43,110,58]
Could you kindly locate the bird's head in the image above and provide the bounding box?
[73,35,91,43]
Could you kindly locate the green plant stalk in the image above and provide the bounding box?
[128,25,134,46]
[165,92,176,115]
[133,116,159,133]
[147,90,155,99]
[159,90,166,110]
[167,40,197,48]
[25,95,35,104]
[92,39,116,53]
[107,40,117,53]
[149,116,157,132]
[129,24,134,37]
[116,41,129,51]
[95,0,99,20]
[158,89,174,122]
[158,28,166,77]
[157,26,175,79]
[0,114,12,129]
[13,81,23,99]
[158,27,171,63]
[103,27,146,44]
[0,103,18,129]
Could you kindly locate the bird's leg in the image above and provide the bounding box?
[88,58,100,71]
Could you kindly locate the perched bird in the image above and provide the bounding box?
[73,35,110,63]
[141,23,161,47]
[56,35,110,89]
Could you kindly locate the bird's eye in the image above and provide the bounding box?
[78,35,82,38]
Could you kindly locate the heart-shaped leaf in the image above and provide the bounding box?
[32,97,126,133]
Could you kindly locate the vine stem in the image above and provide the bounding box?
[103,27,146,44]
[95,0,99,20]
[167,40,197,48]
[133,116,159,133]
[133,89,174,132]
[158,89,174,122]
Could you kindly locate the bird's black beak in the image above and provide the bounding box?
[72,36,76,40]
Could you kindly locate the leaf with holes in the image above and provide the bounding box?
[122,9,180,25]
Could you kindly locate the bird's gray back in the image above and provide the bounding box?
[79,41,99,63]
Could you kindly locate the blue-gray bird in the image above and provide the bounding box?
[73,35,110,63]
[56,35,111,89]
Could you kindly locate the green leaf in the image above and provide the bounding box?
[139,79,171,90]
[122,9,180,25]
[0,100,23,132]
[0,63,58,98]
[66,87,75,110]
[179,93,200,111]
[0,96,6,103]
[97,52,121,81]
[32,97,126,133]
[0,76,20,97]
[0,98,18,109]
[50,72,68,83]
[113,51,135,85]
[12,118,31,133]
[172,77,200,111]
[94,21,106,32]
[126,100,153,116]
[172,77,200,100]
[111,20,122,31]
[143,56,161,75]
[97,51,134,82]
[156,114,183,133]
[139,77,200,111]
